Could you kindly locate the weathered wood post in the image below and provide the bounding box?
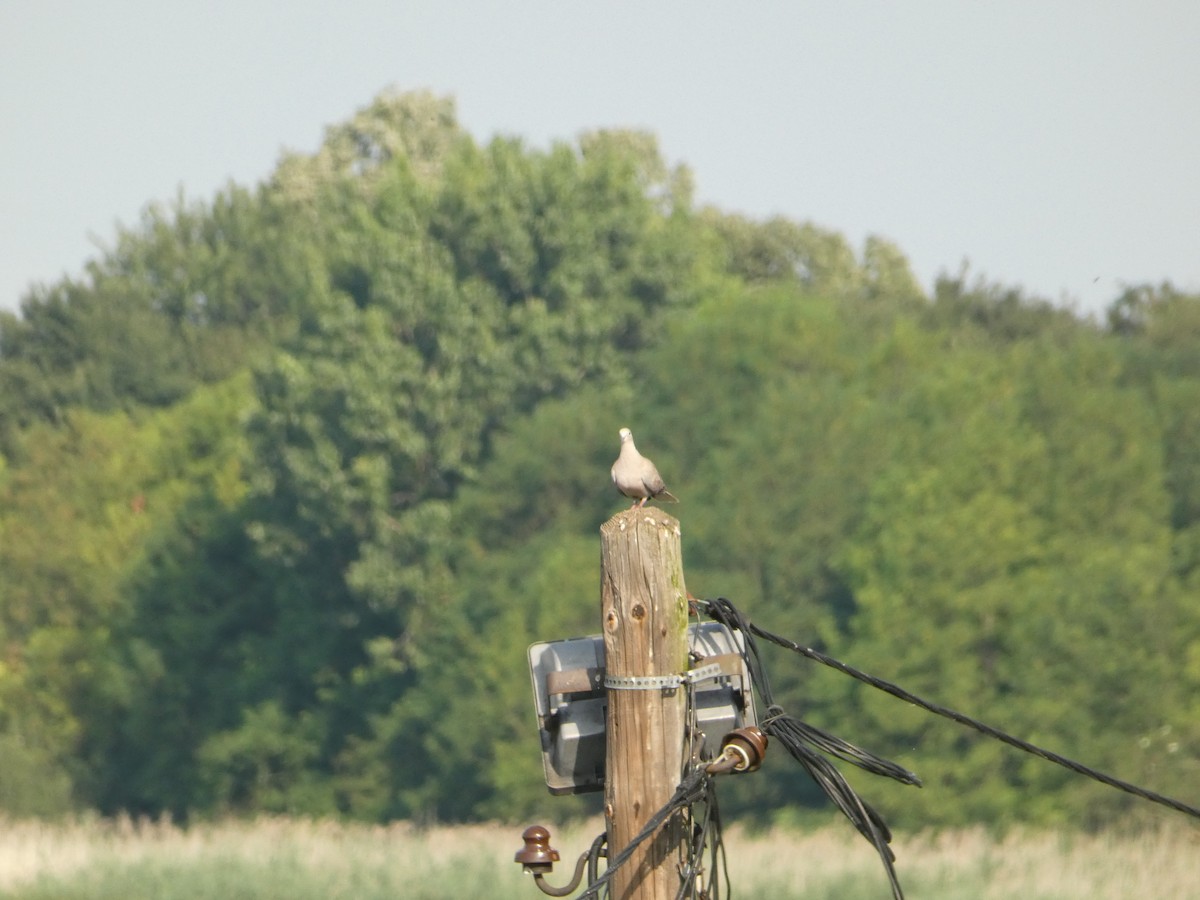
[600,507,690,900]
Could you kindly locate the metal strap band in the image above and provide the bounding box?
[604,673,682,690]
[603,663,723,691]
[684,663,723,684]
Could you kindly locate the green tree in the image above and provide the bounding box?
[82,93,711,819]
[4,86,1194,831]
[832,331,1181,827]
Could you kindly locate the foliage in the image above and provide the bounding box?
[1,89,1198,832]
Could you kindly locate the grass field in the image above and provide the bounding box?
[0,815,1197,899]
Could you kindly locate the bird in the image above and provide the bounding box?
[611,427,679,508]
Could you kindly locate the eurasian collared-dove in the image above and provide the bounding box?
[611,427,679,508]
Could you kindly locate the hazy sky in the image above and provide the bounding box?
[3,2,1198,318]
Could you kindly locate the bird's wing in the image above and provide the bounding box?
[640,460,667,495]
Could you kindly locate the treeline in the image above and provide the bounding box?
[0,89,1197,830]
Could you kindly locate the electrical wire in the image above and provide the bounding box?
[699,596,913,898]
[702,596,1200,823]
[576,595,1200,900]
[579,769,711,899]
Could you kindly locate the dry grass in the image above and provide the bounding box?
[721,821,1200,899]
[0,814,1197,899]
[0,815,534,899]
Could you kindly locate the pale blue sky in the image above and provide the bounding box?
[3,2,1198,317]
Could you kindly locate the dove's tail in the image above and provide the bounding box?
[656,490,679,503]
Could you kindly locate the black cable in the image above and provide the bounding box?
[702,596,912,898]
[703,596,1200,824]
[677,785,725,900]
[764,727,905,900]
[678,674,728,900]
[700,594,774,707]
[579,768,711,899]
[763,706,922,787]
[585,832,607,890]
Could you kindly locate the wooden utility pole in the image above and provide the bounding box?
[600,508,690,900]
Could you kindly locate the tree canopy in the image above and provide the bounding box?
[1,89,1197,830]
